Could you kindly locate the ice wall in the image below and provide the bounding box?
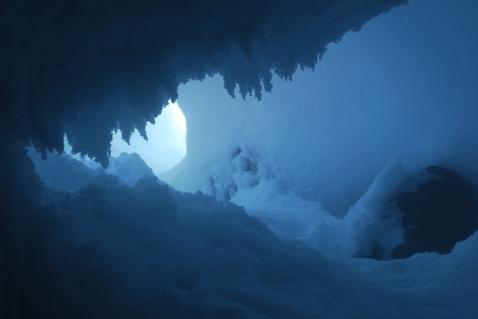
[162,0,478,255]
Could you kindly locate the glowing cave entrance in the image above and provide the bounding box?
[110,101,187,175]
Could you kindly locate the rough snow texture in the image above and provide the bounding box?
[162,0,478,257]
[0,0,404,164]
[2,0,478,317]
[3,150,478,318]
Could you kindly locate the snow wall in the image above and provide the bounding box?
[162,0,478,257]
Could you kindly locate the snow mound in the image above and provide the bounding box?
[105,152,156,186]
[4,156,478,318]
[29,150,156,190]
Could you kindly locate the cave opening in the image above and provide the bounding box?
[29,101,187,189]
[110,100,188,176]
[2,0,478,318]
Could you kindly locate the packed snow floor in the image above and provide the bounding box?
[9,157,478,318]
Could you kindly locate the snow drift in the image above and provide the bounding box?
[3,152,478,318]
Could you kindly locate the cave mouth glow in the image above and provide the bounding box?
[110,101,187,175]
